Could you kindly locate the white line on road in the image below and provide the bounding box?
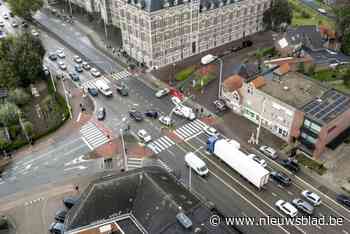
[64,165,87,171]
[287,191,294,196]
[271,192,277,197]
[76,112,82,122]
[343,230,349,234]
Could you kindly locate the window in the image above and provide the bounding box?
[247,84,253,94]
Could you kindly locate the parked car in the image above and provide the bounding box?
[74,64,83,73]
[275,200,298,217]
[145,110,159,118]
[54,209,67,223]
[48,52,57,61]
[213,99,227,112]
[11,21,18,27]
[336,194,350,208]
[247,154,267,168]
[0,21,4,27]
[242,40,253,48]
[281,159,300,173]
[63,196,78,209]
[58,61,67,70]
[204,126,219,137]
[3,13,9,20]
[155,88,170,98]
[129,108,144,121]
[69,72,79,81]
[22,21,29,28]
[43,65,50,76]
[9,12,14,17]
[90,67,101,77]
[171,96,182,105]
[301,190,321,206]
[87,87,98,97]
[270,171,291,186]
[292,198,314,215]
[259,145,278,159]
[56,48,65,58]
[73,55,82,63]
[49,222,64,234]
[318,8,327,14]
[137,129,152,143]
[159,115,172,126]
[96,107,106,120]
[116,82,129,96]
[82,61,91,70]
[31,29,39,36]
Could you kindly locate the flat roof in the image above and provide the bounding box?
[258,72,327,109]
[302,89,350,125]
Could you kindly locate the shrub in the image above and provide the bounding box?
[175,66,195,81]
[8,125,21,139]
[301,11,311,19]
[8,88,31,106]
[194,74,216,90]
[0,102,20,126]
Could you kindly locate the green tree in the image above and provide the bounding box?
[333,4,350,55]
[8,88,30,106]
[255,48,264,72]
[263,0,293,31]
[7,0,43,19]
[0,102,20,126]
[0,33,45,88]
[23,121,34,137]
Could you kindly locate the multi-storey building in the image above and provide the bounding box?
[65,0,270,68]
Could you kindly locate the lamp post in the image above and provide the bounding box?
[217,58,223,99]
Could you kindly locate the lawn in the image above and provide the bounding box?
[295,153,327,175]
[289,0,335,28]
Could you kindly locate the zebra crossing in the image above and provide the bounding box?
[127,157,143,170]
[147,135,175,154]
[82,76,111,90]
[174,119,208,140]
[111,70,131,81]
[80,122,110,150]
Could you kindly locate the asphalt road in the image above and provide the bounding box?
[0,3,350,234]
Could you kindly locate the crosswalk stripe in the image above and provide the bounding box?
[80,122,110,149]
[188,122,203,132]
[176,128,190,138]
[194,119,207,128]
[182,125,197,135]
[157,138,173,148]
[153,140,166,150]
[163,136,175,145]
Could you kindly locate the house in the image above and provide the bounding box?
[64,167,236,234]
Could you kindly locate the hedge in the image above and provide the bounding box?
[175,66,196,81]
[194,74,216,91]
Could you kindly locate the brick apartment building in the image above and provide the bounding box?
[222,66,350,159]
[57,0,271,68]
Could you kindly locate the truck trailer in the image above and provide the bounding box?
[207,137,270,189]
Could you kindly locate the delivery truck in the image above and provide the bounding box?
[207,137,270,189]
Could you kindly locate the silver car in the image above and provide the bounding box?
[259,145,278,159]
[292,198,314,215]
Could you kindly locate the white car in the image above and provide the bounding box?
[155,88,170,98]
[31,29,39,37]
[318,8,327,14]
[171,96,182,106]
[137,129,152,143]
[204,126,219,137]
[58,61,66,70]
[57,48,65,58]
[247,154,267,168]
[159,115,172,126]
[275,200,298,217]
[326,49,337,55]
[259,145,278,159]
[73,55,82,63]
[0,21,4,27]
[173,106,184,117]
[11,21,18,28]
[82,61,91,70]
[90,68,101,77]
[301,190,321,206]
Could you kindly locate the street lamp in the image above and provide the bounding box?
[200,54,223,99]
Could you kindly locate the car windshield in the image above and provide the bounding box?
[199,166,207,172]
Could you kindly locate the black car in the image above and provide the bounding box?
[54,209,67,223]
[242,40,253,48]
[49,222,64,234]
[129,109,144,121]
[74,64,83,73]
[63,196,78,209]
[281,159,300,173]
[69,72,80,81]
[116,83,129,96]
[87,87,98,97]
[145,110,159,119]
[48,52,57,61]
[213,99,227,112]
[270,171,291,186]
[97,107,106,120]
[336,194,350,208]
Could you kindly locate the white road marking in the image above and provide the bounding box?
[64,165,87,171]
[342,230,349,234]
[76,112,82,122]
[287,191,293,196]
[25,164,32,170]
[271,192,277,197]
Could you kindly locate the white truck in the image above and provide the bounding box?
[174,105,196,120]
[207,137,270,189]
[95,79,113,97]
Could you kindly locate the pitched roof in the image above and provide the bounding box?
[251,76,266,89]
[223,75,243,92]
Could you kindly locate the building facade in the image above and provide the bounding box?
[66,0,270,68]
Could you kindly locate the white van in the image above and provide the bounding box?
[185,152,208,176]
[95,79,113,97]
